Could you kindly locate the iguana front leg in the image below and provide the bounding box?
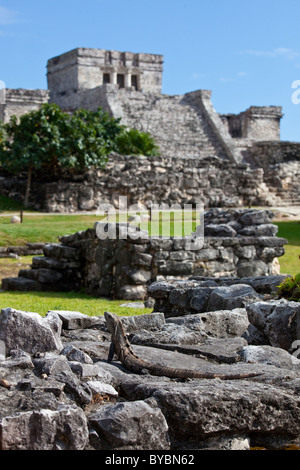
[107,343,115,363]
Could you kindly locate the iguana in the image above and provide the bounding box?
[104,311,261,380]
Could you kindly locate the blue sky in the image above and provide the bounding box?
[0,0,299,141]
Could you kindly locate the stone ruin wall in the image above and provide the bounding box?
[2,209,287,300]
[1,47,300,209]
[0,154,268,211]
[0,89,49,123]
[0,150,296,213]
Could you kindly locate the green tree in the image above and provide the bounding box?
[0,104,123,206]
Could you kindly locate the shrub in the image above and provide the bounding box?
[276,273,300,301]
[115,128,160,156]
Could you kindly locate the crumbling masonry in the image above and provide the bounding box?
[0,47,299,209]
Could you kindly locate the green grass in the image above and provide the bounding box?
[274,221,300,275]
[0,211,199,247]
[0,290,152,317]
[0,213,299,316]
[0,214,103,246]
[0,255,33,280]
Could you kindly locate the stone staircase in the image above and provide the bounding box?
[106,89,237,160]
[1,243,83,292]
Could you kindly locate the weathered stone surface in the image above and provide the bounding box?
[166,308,249,339]
[206,284,261,311]
[246,300,300,351]
[87,380,118,398]
[118,284,148,300]
[239,275,288,294]
[239,345,300,371]
[239,224,278,237]
[0,405,89,450]
[1,283,300,451]
[88,400,170,450]
[1,277,41,292]
[60,344,93,364]
[33,353,72,376]
[131,336,247,364]
[130,323,207,346]
[0,308,63,354]
[240,210,273,226]
[121,312,165,333]
[52,310,104,330]
[119,380,300,449]
[0,350,34,370]
[204,224,237,237]
[1,209,288,301]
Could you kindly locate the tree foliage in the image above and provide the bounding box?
[115,128,160,156]
[0,103,160,206]
[0,103,122,175]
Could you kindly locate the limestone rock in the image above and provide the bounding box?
[167,308,249,339]
[51,310,104,330]
[60,344,93,364]
[0,405,89,450]
[239,345,300,371]
[0,308,63,354]
[120,380,300,449]
[121,312,165,333]
[88,400,170,450]
[87,380,118,398]
[246,300,300,351]
[10,216,21,224]
[206,284,260,311]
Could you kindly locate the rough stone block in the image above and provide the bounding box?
[51,310,99,330]
[237,260,270,278]
[204,224,237,237]
[206,284,260,311]
[0,405,89,450]
[88,400,170,450]
[0,308,63,354]
[240,210,273,226]
[1,277,41,292]
[246,300,300,351]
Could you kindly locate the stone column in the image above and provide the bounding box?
[125,72,131,88]
[110,69,117,85]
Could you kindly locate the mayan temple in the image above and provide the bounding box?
[0,47,299,210]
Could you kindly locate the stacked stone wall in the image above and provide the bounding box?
[0,153,277,212]
[2,209,287,301]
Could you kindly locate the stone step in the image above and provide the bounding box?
[18,268,63,284]
[42,244,80,261]
[119,93,226,159]
[1,274,81,293]
[1,277,42,292]
[32,256,81,270]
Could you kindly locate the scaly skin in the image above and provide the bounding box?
[104,311,261,380]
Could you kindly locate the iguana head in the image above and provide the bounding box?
[104,311,119,334]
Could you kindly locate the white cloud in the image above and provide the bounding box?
[219,72,248,83]
[275,48,300,60]
[240,47,300,60]
[219,77,235,83]
[191,72,207,80]
[0,6,20,25]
